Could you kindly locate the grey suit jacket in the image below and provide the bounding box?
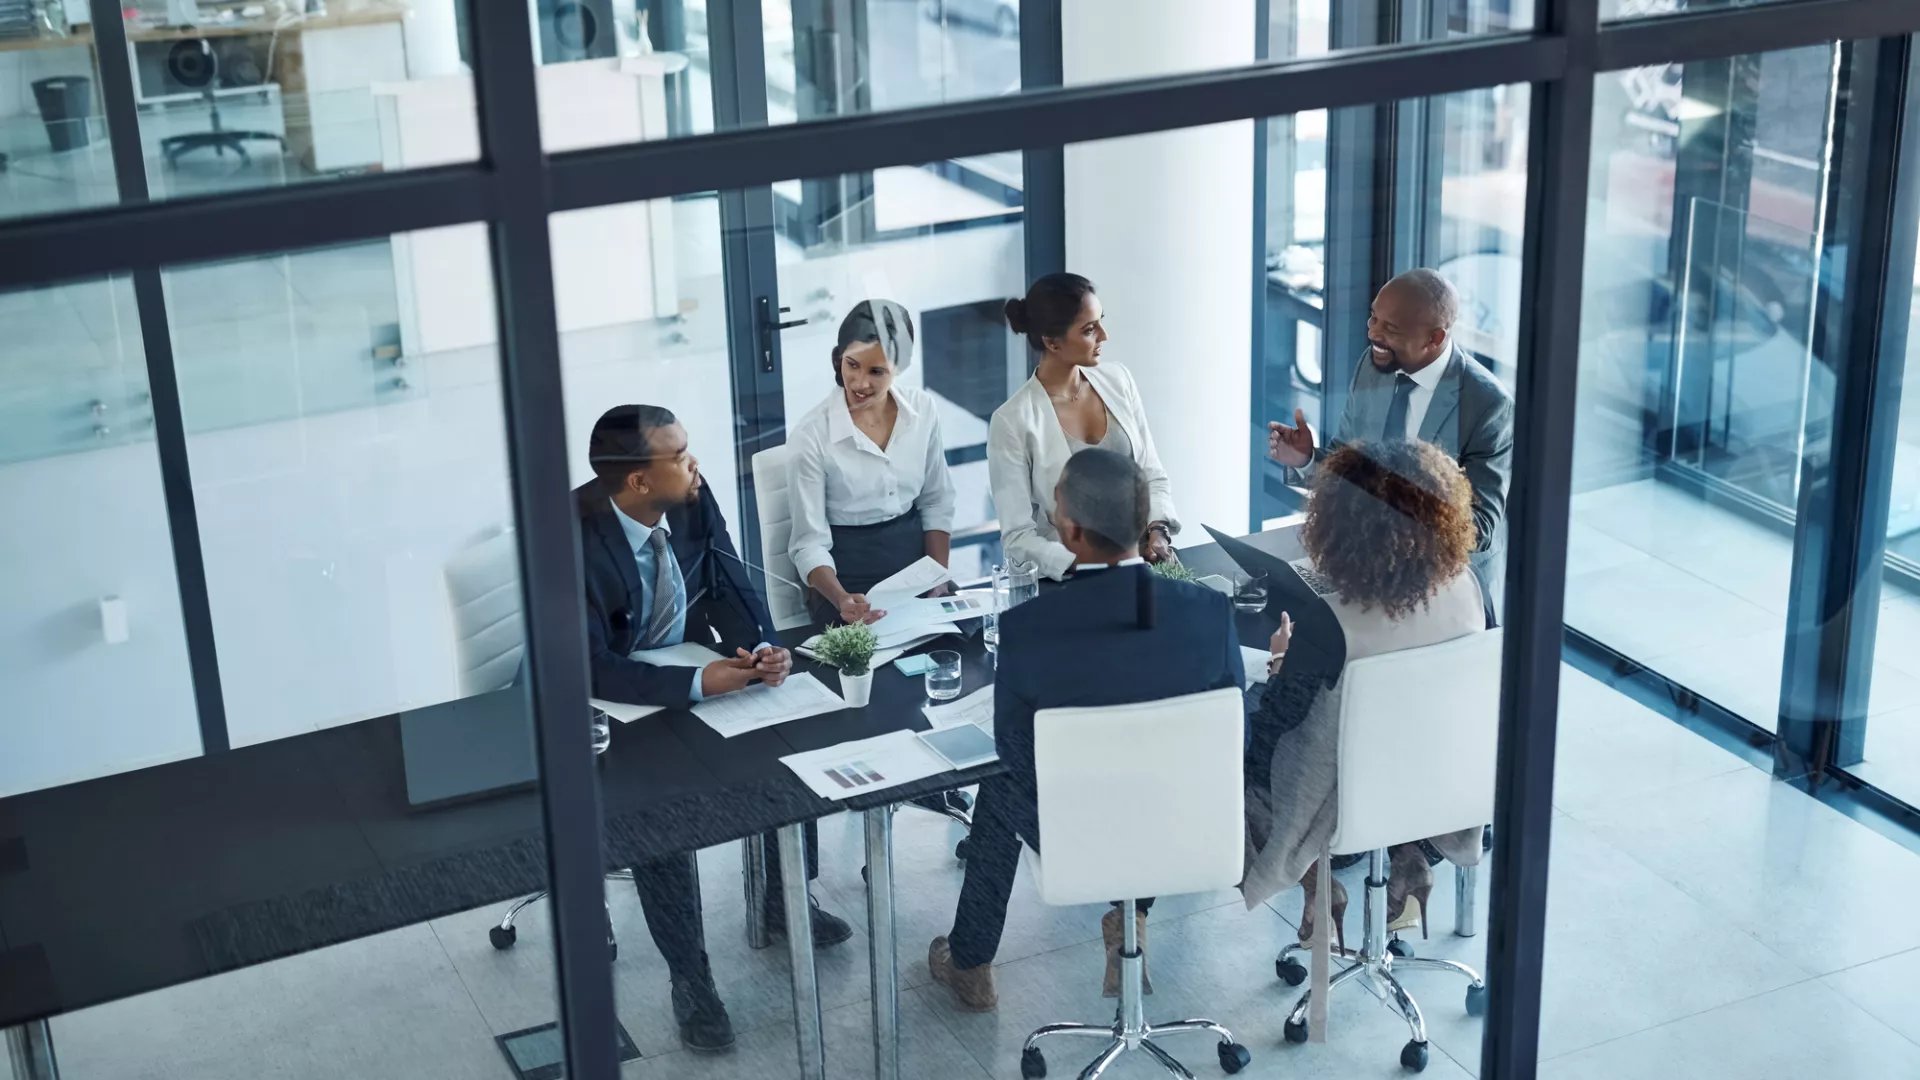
[1291,343,1515,620]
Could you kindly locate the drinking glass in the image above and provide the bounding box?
[926,650,963,701]
[1006,561,1040,608]
[984,563,1009,651]
[590,709,612,756]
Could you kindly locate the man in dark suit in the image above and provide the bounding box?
[1268,268,1514,624]
[926,448,1244,1011]
[579,404,850,1053]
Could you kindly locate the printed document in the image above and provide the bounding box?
[867,556,955,602]
[692,672,846,738]
[923,684,994,729]
[781,730,950,801]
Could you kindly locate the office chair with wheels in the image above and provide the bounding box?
[1273,629,1501,1073]
[440,528,629,956]
[161,39,286,167]
[1018,687,1253,1079]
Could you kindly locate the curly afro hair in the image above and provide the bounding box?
[1300,439,1475,620]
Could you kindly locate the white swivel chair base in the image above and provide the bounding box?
[1021,901,1252,1080]
[489,870,634,958]
[1274,851,1487,1073]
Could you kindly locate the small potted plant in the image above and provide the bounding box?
[815,622,879,707]
[1150,560,1198,583]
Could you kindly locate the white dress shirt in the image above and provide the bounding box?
[787,384,956,582]
[1393,347,1449,439]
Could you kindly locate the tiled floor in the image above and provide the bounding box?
[1567,477,1920,807]
[43,663,1920,1079]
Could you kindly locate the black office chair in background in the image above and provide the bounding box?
[161,38,286,167]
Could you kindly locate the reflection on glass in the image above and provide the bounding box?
[1603,0,1804,18]
[0,30,117,220]
[0,275,199,794]
[100,0,479,201]
[1568,44,1838,732]
[773,161,1026,580]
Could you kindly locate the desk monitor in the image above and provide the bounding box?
[400,688,538,808]
[1201,524,1347,685]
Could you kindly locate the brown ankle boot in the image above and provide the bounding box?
[1297,862,1348,952]
[1100,907,1152,998]
[1387,844,1436,938]
[928,936,997,1012]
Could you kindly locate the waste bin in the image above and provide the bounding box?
[32,76,94,152]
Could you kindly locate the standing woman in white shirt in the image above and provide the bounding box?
[988,273,1180,580]
[789,299,957,625]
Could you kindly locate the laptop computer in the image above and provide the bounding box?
[400,687,538,808]
[1201,524,1347,683]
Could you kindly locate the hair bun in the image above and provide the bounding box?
[1004,297,1029,334]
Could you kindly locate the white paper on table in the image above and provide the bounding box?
[877,621,960,650]
[691,672,847,737]
[629,641,725,667]
[591,698,665,724]
[780,730,950,801]
[1241,646,1272,687]
[866,555,954,602]
[923,684,994,729]
[867,594,990,639]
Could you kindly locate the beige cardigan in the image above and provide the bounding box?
[986,362,1179,581]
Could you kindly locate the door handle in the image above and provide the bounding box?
[757,297,809,372]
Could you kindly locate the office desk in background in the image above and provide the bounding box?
[0,2,411,174]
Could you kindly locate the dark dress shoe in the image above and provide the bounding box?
[765,895,854,948]
[670,974,736,1054]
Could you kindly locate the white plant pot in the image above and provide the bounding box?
[840,669,873,707]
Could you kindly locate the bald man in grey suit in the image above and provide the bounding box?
[1268,269,1514,625]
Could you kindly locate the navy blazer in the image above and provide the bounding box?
[576,480,776,710]
[990,564,1246,838]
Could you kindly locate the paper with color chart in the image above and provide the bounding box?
[866,594,989,640]
[780,730,950,801]
[691,672,846,738]
[866,555,955,602]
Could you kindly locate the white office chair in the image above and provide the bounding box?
[1274,629,1501,1072]
[750,445,813,631]
[450,528,632,956]
[1018,687,1254,1080]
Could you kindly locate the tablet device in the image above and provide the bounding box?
[917,724,999,770]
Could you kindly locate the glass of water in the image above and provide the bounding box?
[926,650,963,701]
[983,564,1008,651]
[1006,560,1040,608]
[590,709,612,756]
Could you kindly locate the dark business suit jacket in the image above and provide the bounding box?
[1290,343,1514,621]
[988,564,1246,841]
[576,480,776,710]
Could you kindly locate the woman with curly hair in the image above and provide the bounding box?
[1238,439,1488,952]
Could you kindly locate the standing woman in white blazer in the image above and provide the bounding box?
[788,299,957,625]
[988,273,1179,580]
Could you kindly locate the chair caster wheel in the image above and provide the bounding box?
[862,864,870,884]
[608,940,618,962]
[1401,1040,1429,1072]
[1388,938,1415,959]
[1276,957,1307,986]
[1020,1046,1046,1078]
[954,838,971,862]
[1465,982,1488,1017]
[1283,1018,1308,1044]
[489,925,517,950]
[946,789,973,813]
[1217,1041,1251,1074]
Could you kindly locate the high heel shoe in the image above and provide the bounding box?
[1297,863,1348,953]
[1387,844,1435,939]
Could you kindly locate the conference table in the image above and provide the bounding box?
[0,526,1302,1080]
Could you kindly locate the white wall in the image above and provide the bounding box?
[1062,0,1256,540]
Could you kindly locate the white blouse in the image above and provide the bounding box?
[987,361,1180,581]
[787,385,957,582]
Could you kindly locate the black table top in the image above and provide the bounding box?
[0,529,1298,1028]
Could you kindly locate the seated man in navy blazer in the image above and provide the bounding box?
[927,448,1245,1011]
[579,404,850,1053]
